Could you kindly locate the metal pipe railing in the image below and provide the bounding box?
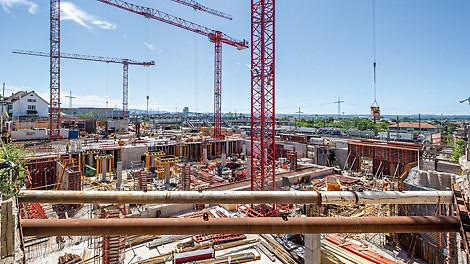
[21,216,459,236]
[19,190,453,205]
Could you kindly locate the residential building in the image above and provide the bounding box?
[0,91,48,117]
[389,121,439,134]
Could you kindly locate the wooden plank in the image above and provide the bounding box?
[1,200,14,258]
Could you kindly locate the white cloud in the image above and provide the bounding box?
[144,42,163,53]
[1,0,38,14]
[237,62,251,69]
[144,42,156,50]
[60,2,116,30]
[61,94,121,108]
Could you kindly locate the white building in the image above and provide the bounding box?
[0,91,49,117]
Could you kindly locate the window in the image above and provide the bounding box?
[27,99,36,102]
[28,105,36,110]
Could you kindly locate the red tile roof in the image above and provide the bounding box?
[389,122,438,129]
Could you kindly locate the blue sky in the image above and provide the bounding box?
[1,0,469,115]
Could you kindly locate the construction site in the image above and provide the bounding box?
[2,0,470,264]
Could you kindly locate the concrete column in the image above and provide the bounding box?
[203,148,208,165]
[225,141,230,156]
[247,157,252,178]
[305,204,321,264]
[88,154,93,166]
[116,161,123,189]
[179,146,183,158]
[101,160,107,182]
[242,144,246,157]
[221,153,227,168]
[165,164,169,185]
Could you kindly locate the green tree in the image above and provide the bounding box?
[377,120,390,132]
[0,143,27,199]
[451,138,465,163]
[441,122,458,135]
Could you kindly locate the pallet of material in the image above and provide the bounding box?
[195,252,260,264]
[326,235,398,264]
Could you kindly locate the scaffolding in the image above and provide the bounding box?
[176,163,191,191]
[133,170,150,191]
[95,154,114,181]
[94,204,127,264]
[288,151,298,171]
[347,139,420,177]
[25,155,58,190]
[183,164,191,191]
[155,155,180,181]
[144,150,165,169]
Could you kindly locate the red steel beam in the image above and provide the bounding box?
[21,216,459,236]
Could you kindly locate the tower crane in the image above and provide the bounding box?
[249,0,277,216]
[96,0,248,141]
[13,50,155,120]
[46,0,227,139]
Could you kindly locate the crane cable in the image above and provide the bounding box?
[372,0,378,107]
[194,11,198,115]
[145,17,150,118]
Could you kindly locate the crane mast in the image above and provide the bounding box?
[250,0,276,216]
[50,0,61,139]
[13,50,155,120]
[97,0,248,141]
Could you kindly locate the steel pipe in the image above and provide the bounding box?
[18,190,453,205]
[21,216,459,236]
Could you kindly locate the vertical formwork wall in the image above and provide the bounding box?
[347,140,420,177]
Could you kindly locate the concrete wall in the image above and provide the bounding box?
[108,119,128,133]
[121,145,148,169]
[415,170,456,190]
[332,148,348,169]
[420,160,461,174]
[278,142,307,158]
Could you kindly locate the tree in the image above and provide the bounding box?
[0,143,26,199]
[441,122,458,135]
[451,138,465,163]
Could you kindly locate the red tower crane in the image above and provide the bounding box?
[96,0,248,141]
[250,0,277,216]
[13,50,155,119]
